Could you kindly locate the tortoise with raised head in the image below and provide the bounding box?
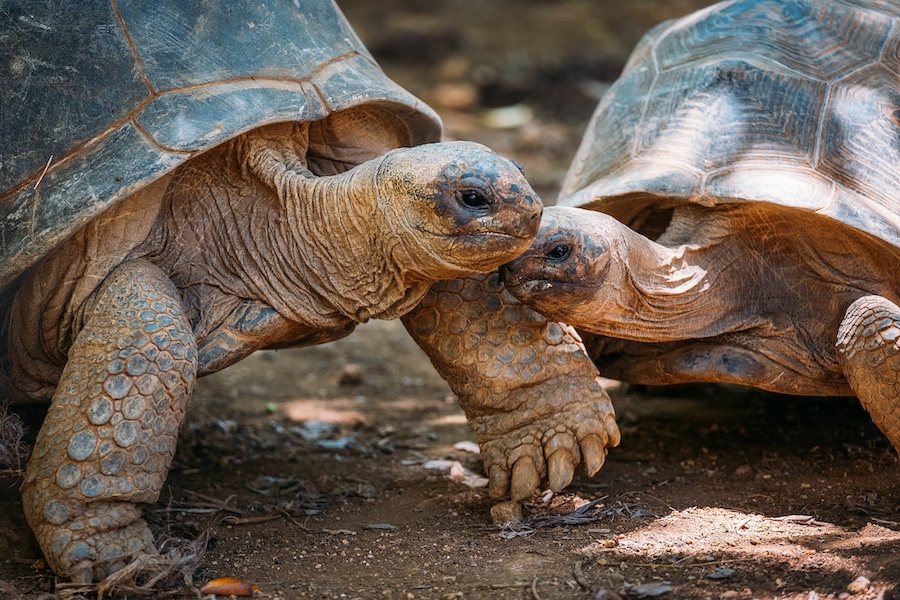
[0,0,565,583]
[501,0,900,452]
[2,0,619,583]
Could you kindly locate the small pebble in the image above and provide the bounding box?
[707,567,736,580]
[482,104,534,129]
[733,465,752,476]
[490,500,523,524]
[453,440,480,454]
[337,363,364,385]
[847,576,870,594]
[625,581,673,598]
[432,82,477,109]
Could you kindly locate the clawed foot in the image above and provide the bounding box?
[403,274,622,502]
[65,522,159,584]
[468,375,620,501]
[21,491,159,584]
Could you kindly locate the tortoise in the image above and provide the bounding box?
[0,0,627,584]
[500,0,900,454]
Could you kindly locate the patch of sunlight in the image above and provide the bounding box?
[429,413,468,426]
[282,398,367,425]
[578,506,899,589]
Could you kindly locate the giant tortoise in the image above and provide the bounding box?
[0,0,617,583]
[501,0,900,453]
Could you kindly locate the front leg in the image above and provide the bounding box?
[21,259,197,582]
[837,294,900,451]
[402,272,620,501]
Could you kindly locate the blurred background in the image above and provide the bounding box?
[340,0,718,202]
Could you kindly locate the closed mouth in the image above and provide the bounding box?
[456,230,535,243]
[516,279,557,293]
[503,275,585,296]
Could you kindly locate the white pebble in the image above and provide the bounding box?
[847,576,870,594]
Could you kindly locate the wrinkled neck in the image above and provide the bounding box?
[628,229,710,307]
[269,160,432,325]
[589,225,735,343]
[149,150,433,332]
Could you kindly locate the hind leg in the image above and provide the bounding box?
[837,295,900,451]
[21,259,197,582]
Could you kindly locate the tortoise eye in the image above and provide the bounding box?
[546,244,571,261]
[460,189,491,209]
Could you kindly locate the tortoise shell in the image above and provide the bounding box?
[0,0,440,292]
[560,0,900,246]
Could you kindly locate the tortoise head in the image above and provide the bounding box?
[501,205,715,341]
[376,141,542,280]
[500,206,630,325]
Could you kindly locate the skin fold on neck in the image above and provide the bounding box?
[140,141,432,336]
[577,207,760,343]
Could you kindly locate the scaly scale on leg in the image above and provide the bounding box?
[20,260,197,583]
[837,295,900,452]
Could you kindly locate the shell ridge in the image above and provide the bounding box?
[111,0,155,95]
[811,80,833,172]
[878,17,897,65]
[632,28,667,162]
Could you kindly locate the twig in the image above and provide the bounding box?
[614,490,677,512]
[170,490,242,514]
[282,511,309,530]
[29,155,53,237]
[222,514,283,525]
[184,490,237,506]
[574,560,591,589]
[530,576,542,600]
[0,580,26,600]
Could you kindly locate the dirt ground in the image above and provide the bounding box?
[3,0,900,598]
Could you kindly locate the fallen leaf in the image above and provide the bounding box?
[200,577,258,596]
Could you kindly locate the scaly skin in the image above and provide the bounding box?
[20,259,197,583]
[837,295,900,451]
[402,272,620,501]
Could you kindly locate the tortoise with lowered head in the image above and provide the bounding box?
[501,0,900,451]
[0,0,618,583]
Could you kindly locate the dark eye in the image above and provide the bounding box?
[546,244,571,261]
[460,189,491,209]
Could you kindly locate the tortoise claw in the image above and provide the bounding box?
[465,378,620,500]
[488,464,510,500]
[580,433,607,477]
[510,456,541,501]
[547,450,576,492]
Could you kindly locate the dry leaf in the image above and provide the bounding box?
[200,577,258,596]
